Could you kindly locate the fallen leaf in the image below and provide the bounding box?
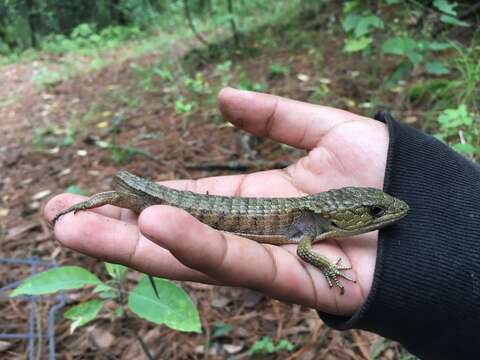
[223,343,243,354]
[96,121,109,128]
[297,73,310,82]
[89,327,114,349]
[31,189,52,201]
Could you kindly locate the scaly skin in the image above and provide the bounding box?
[53,170,409,294]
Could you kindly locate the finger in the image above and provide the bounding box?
[52,207,216,283]
[139,206,360,314]
[218,87,367,150]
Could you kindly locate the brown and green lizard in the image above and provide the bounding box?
[53,170,409,294]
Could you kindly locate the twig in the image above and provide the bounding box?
[227,0,240,48]
[183,0,210,47]
[126,325,156,360]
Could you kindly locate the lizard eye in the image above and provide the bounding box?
[368,206,385,218]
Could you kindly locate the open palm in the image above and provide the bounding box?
[44,88,389,316]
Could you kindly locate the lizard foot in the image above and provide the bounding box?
[322,257,356,295]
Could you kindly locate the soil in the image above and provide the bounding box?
[0,27,411,360]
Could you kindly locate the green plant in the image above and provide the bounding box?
[184,72,211,95]
[10,263,201,335]
[236,71,268,92]
[33,122,79,150]
[32,68,65,88]
[249,336,295,355]
[435,104,480,159]
[448,42,480,110]
[381,37,451,75]
[175,97,196,114]
[342,9,383,53]
[214,60,233,86]
[340,0,470,83]
[268,63,290,77]
[41,23,142,55]
[93,112,155,164]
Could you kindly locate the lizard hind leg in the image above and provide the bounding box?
[52,191,145,226]
[296,235,356,295]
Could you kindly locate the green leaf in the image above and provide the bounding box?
[428,41,452,51]
[64,299,105,333]
[407,51,423,66]
[437,104,473,129]
[128,276,201,333]
[250,337,276,354]
[10,266,103,297]
[92,283,114,294]
[342,14,360,32]
[343,36,372,52]
[64,185,90,196]
[440,15,469,27]
[433,0,457,16]
[104,262,128,281]
[452,143,478,155]
[343,14,383,37]
[354,15,383,37]
[277,339,295,351]
[426,61,450,75]
[382,37,417,56]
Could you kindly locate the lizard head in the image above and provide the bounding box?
[307,187,409,236]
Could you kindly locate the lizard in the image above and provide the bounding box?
[52,170,409,294]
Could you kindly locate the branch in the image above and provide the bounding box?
[183,0,209,47]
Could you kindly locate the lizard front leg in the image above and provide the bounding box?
[297,235,356,295]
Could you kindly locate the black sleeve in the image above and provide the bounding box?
[319,111,480,360]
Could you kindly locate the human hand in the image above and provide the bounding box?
[44,87,389,316]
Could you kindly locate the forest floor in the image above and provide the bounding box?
[0,7,440,360]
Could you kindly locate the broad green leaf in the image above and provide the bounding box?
[64,299,105,333]
[426,61,450,75]
[433,0,457,16]
[438,104,473,128]
[10,266,103,297]
[342,14,360,32]
[452,143,478,155]
[128,276,201,333]
[343,36,372,52]
[92,283,114,294]
[440,15,469,27]
[406,51,423,66]
[104,262,128,281]
[354,15,383,37]
[428,41,452,51]
[386,0,401,4]
[342,14,383,37]
[382,37,417,56]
